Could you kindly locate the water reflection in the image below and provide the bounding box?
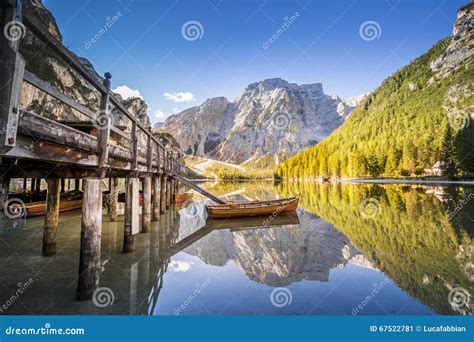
[0,181,472,315]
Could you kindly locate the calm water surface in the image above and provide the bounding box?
[0,181,472,315]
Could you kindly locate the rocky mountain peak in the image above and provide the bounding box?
[159,78,365,164]
[430,3,473,76]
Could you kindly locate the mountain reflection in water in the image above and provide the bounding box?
[0,181,471,315]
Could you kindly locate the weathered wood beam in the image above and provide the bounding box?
[109,178,118,221]
[152,176,161,221]
[141,177,151,233]
[0,177,10,208]
[166,177,171,209]
[160,175,167,213]
[97,75,111,169]
[77,178,102,301]
[0,0,25,152]
[43,178,60,256]
[131,122,138,170]
[123,177,139,253]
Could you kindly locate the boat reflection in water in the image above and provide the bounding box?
[0,182,471,316]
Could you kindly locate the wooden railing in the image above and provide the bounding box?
[0,0,186,177]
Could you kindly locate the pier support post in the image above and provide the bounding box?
[123,177,139,253]
[166,178,171,209]
[77,178,103,301]
[30,178,35,192]
[109,178,119,221]
[141,177,151,233]
[42,178,60,256]
[160,176,167,213]
[152,177,161,221]
[0,177,10,209]
[60,179,65,193]
[75,179,80,194]
[35,179,41,197]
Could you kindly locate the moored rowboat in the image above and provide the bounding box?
[206,196,299,219]
[7,198,83,218]
[175,192,193,203]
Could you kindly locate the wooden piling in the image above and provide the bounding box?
[75,179,80,194]
[42,178,60,256]
[109,178,119,222]
[77,178,103,301]
[35,178,41,196]
[60,178,65,193]
[142,177,151,233]
[160,176,167,213]
[152,177,161,221]
[0,177,10,208]
[30,178,35,192]
[22,178,27,190]
[123,177,139,253]
[166,178,171,209]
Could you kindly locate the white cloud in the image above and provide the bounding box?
[154,108,166,119]
[163,91,196,103]
[169,260,192,272]
[113,85,143,100]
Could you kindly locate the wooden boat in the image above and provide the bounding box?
[7,198,83,218]
[175,192,193,203]
[206,196,299,219]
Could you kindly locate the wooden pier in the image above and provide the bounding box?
[0,0,223,301]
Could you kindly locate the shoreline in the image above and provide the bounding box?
[338,178,474,185]
[190,177,474,185]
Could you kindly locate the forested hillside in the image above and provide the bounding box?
[276,4,473,179]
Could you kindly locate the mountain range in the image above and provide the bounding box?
[157,79,364,166]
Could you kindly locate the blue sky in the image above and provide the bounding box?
[43,0,467,123]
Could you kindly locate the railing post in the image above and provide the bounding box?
[97,72,112,169]
[146,135,153,172]
[0,0,25,153]
[131,122,138,170]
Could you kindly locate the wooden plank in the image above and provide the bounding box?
[23,70,97,120]
[77,178,102,300]
[43,178,60,256]
[7,135,99,166]
[170,172,225,204]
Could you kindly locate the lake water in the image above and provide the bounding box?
[0,181,472,315]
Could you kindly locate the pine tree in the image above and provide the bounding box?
[440,124,457,179]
